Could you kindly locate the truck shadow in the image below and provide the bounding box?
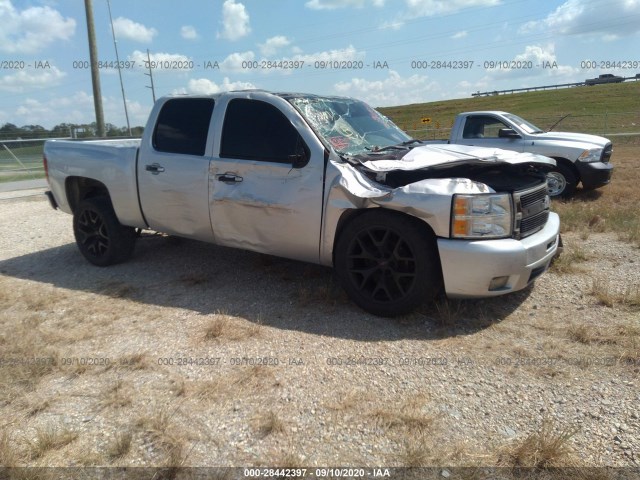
[0,234,531,341]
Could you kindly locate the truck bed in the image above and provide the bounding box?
[44,138,146,227]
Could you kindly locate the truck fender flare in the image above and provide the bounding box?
[65,176,111,214]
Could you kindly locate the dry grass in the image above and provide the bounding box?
[136,407,188,468]
[100,379,133,409]
[499,418,580,469]
[251,410,286,438]
[397,434,471,468]
[432,298,470,326]
[550,245,590,274]
[368,397,435,433]
[589,277,640,310]
[18,395,51,417]
[327,391,435,434]
[116,352,148,370]
[590,277,616,307]
[0,431,20,467]
[0,330,58,405]
[106,430,133,460]
[29,425,78,460]
[621,286,640,309]
[567,325,610,345]
[99,281,137,299]
[194,365,277,401]
[202,314,261,341]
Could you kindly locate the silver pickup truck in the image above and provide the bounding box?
[44,91,560,316]
[439,111,614,197]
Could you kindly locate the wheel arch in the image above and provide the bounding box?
[550,157,580,182]
[332,207,441,266]
[65,177,111,214]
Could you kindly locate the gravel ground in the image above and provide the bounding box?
[0,195,638,472]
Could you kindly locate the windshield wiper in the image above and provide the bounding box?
[366,139,422,153]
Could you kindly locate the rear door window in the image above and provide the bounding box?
[153,98,215,156]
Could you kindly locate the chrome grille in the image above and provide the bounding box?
[513,182,550,239]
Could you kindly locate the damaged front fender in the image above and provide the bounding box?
[319,158,493,265]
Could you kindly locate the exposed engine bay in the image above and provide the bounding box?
[365,161,549,192]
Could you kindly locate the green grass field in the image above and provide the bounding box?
[379,81,640,140]
[0,144,45,183]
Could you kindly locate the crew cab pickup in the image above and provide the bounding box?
[44,91,560,316]
[437,111,614,197]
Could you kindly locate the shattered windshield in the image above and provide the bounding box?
[288,96,412,156]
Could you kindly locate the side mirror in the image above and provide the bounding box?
[498,128,521,139]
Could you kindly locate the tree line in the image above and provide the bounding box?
[0,122,144,140]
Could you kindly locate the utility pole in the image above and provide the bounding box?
[107,0,131,136]
[84,0,106,137]
[145,49,156,103]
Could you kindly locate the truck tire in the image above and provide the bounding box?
[546,163,577,198]
[73,196,137,266]
[335,210,441,317]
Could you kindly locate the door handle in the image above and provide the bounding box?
[217,173,243,184]
[145,163,165,174]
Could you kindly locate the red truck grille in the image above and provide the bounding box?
[513,183,550,239]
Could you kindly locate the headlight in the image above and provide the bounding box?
[452,193,512,239]
[578,148,602,163]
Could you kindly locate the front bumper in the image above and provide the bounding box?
[437,212,560,298]
[576,161,613,189]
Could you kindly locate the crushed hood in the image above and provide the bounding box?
[356,143,556,172]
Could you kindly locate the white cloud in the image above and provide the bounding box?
[181,25,199,40]
[0,66,66,93]
[129,50,193,72]
[220,51,255,73]
[481,44,578,85]
[385,0,500,28]
[305,0,385,9]
[404,0,501,16]
[186,78,256,95]
[218,0,251,41]
[0,0,76,54]
[113,17,157,43]
[288,45,364,64]
[258,36,291,56]
[521,0,640,38]
[452,30,468,39]
[513,44,576,77]
[334,70,438,107]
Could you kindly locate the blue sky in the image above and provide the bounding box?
[1,0,639,129]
